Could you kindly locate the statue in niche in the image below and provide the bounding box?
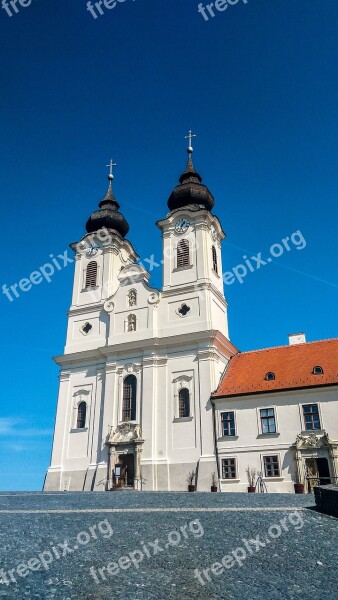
[128,290,137,307]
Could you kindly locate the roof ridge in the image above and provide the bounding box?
[236,337,338,356]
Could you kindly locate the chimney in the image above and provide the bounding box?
[288,332,306,345]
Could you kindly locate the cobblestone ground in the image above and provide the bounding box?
[0,492,337,599]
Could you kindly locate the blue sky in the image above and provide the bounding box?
[0,0,337,490]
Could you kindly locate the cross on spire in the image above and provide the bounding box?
[185,130,197,153]
[106,159,117,182]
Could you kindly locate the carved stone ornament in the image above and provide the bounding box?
[103,298,115,313]
[295,431,331,449]
[148,292,160,305]
[108,422,142,444]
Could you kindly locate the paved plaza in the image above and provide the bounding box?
[0,492,337,599]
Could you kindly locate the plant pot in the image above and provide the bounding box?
[188,485,195,492]
[211,486,218,492]
[248,486,256,493]
[294,483,305,494]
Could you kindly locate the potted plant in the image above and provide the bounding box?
[246,466,256,493]
[211,472,218,492]
[187,470,196,492]
[294,471,305,494]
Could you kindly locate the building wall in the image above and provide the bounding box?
[214,386,338,492]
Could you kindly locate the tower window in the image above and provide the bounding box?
[178,304,190,317]
[178,388,190,418]
[212,245,218,274]
[123,375,137,421]
[85,261,98,288]
[127,314,136,332]
[312,366,324,375]
[177,239,190,268]
[81,322,92,335]
[77,402,87,429]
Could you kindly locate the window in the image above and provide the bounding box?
[127,314,136,332]
[122,375,137,421]
[221,412,236,436]
[77,402,87,429]
[312,366,324,375]
[178,304,190,317]
[260,408,276,434]
[303,404,321,430]
[81,322,92,335]
[178,388,190,418]
[85,261,98,288]
[177,239,190,268]
[265,372,275,381]
[212,245,218,274]
[263,455,280,478]
[222,458,237,479]
[128,290,137,307]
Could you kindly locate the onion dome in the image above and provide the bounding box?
[168,132,214,212]
[85,161,129,238]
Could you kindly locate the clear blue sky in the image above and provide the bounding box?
[0,0,337,490]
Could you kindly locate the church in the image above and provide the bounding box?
[44,135,338,493]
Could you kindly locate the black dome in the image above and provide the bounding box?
[85,184,129,238]
[168,153,214,212]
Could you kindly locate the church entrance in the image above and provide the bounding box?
[118,454,135,488]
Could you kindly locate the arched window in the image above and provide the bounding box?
[77,402,87,429]
[177,239,190,268]
[265,372,275,381]
[85,261,98,288]
[312,366,324,375]
[128,289,137,307]
[127,314,136,332]
[212,245,218,274]
[123,375,137,421]
[179,388,190,418]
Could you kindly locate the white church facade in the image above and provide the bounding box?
[44,140,338,493]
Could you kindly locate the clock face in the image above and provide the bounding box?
[175,218,190,234]
[86,243,99,257]
[210,225,217,241]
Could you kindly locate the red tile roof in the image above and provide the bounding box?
[213,338,338,398]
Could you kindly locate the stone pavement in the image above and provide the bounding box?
[0,492,337,599]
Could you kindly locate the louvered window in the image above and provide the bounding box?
[212,245,218,274]
[85,261,97,288]
[77,402,87,429]
[178,388,190,418]
[177,240,190,268]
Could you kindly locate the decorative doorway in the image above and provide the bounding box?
[106,422,144,491]
[294,431,338,493]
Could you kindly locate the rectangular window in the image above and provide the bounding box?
[260,408,276,434]
[222,458,237,479]
[303,404,321,430]
[221,412,236,436]
[263,455,280,478]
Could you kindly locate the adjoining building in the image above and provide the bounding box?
[212,335,338,492]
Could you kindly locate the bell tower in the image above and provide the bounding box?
[157,132,229,338]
